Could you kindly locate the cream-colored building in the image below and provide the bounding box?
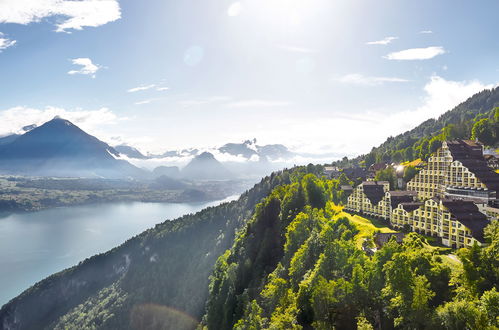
[407,140,499,203]
[345,181,416,220]
[391,199,488,248]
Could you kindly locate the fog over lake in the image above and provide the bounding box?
[0,196,238,306]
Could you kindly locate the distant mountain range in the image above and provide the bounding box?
[0,118,335,180]
[115,139,296,162]
[0,118,240,181]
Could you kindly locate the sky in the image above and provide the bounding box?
[0,0,498,158]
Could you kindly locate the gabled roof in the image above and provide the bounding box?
[400,202,424,213]
[389,191,418,209]
[441,200,489,242]
[369,162,388,172]
[362,181,387,205]
[446,140,499,192]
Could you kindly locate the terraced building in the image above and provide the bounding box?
[391,199,488,248]
[345,181,417,220]
[407,140,499,202]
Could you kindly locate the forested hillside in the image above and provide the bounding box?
[0,166,324,330]
[347,87,499,167]
[201,174,498,329]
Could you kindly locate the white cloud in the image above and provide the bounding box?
[276,44,318,53]
[246,76,494,158]
[383,76,493,133]
[384,46,445,60]
[0,0,121,32]
[128,84,156,93]
[0,32,16,51]
[419,30,433,34]
[366,36,398,45]
[227,2,243,17]
[227,99,291,108]
[0,106,119,137]
[135,99,158,105]
[128,84,170,93]
[68,58,101,77]
[336,73,410,86]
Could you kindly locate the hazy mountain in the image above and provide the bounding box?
[257,143,294,160]
[152,165,180,178]
[114,145,148,159]
[120,139,295,162]
[0,134,20,146]
[150,175,188,190]
[218,139,258,158]
[181,152,232,180]
[0,117,144,178]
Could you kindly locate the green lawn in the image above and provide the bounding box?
[336,211,395,248]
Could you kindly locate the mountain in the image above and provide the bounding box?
[0,117,144,178]
[218,140,258,159]
[181,152,232,180]
[120,139,295,162]
[152,165,180,178]
[0,134,20,146]
[114,145,148,159]
[217,139,294,161]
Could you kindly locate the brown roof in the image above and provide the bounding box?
[374,232,406,247]
[369,162,388,172]
[362,181,386,205]
[447,140,499,192]
[441,200,489,242]
[389,191,418,209]
[400,202,424,213]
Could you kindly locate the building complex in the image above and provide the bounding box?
[346,140,497,249]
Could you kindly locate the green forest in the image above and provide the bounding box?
[201,172,498,330]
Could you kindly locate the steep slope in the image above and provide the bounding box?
[0,117,143,178]
[114,145,148,159]
[201,175,498,330]
[0,167,306,330]
[0,134,19,146]
[351,86,499,166]
[181,152,232,180]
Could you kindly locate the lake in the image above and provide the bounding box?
[0,196,238,307]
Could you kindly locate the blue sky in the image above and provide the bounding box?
[0,0,498,157]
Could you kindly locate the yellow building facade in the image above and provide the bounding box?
[407,140,499,202]
[391,199,487,248]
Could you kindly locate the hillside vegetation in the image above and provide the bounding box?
[202,174,498,329]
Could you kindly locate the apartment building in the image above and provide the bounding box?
[391,199,488,248]
[407,140,499,203]
[345,181,417,219]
